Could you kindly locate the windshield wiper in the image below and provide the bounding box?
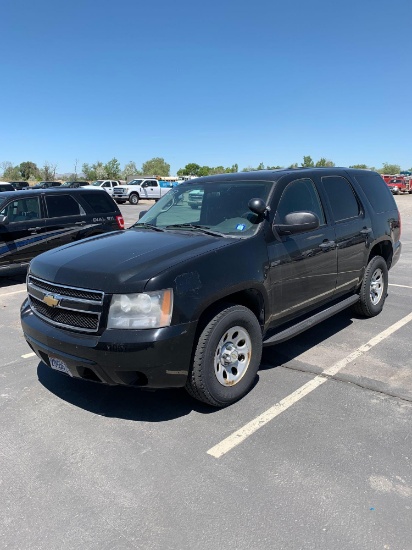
[131,222,165,232]
[164,223,223,237]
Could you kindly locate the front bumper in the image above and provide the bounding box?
[21,299,196,388]
[113,193,129,200]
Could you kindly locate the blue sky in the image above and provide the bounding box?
[2,0,412,175]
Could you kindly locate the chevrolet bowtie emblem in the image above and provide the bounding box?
[43,294,60,308]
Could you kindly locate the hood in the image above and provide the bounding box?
[29,228,233,293]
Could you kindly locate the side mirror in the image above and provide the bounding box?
[248,198,268,216]
[138,210,148,220]
[0,215,9,225]
[274,211,320,236]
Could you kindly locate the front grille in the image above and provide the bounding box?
[30,296,99,330]
[27,275,104,333]
[28,275,103,302]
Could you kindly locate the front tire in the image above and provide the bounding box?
[129,193,140,205]
[353,255,388,317]
[186,305,262,407]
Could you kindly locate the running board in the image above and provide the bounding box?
[262,295,360,347]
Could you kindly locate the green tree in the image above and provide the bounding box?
[82,161,106,181]
[39,161,57,181]
[378,162,401,175]
[1,161,21,181]
[288,163,299,169]
[349,164,369,170]
[122,161,140,180]
[301,156,314,168]
[266,165,283,170]
[19,161,39,180]
[177,163,201,176]
[142,157,170,177]
[315,158,335,167]
[104,158,121,179]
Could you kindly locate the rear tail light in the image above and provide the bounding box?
[116,215,125,230]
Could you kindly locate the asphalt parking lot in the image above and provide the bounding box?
[1,197,411,550]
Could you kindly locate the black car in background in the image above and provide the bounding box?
[31,181,62,189]
[9,181,29,190]
[0,182,16,192]
[0,187,125,274]
[61,181,90,188]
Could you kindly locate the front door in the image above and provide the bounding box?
[267,177,337,325]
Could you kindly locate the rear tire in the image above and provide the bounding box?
[353,255,388,317]
[129,193,139,205]
[185,305,262,407]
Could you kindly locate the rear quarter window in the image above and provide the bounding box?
[80,192,118,213]
[353,171,396,213]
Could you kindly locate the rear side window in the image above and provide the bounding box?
[80,192,118,213]
[46,195,82,217]
[353,171,396,213]
[321,176,360,222]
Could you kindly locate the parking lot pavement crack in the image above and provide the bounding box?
[275,362,412,404]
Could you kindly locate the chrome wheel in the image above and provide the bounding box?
[214,326,251,386]
[370,268,384,305]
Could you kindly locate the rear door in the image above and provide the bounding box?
[43,193,86,251]
[0,195,47,268]
[319,175,371,296]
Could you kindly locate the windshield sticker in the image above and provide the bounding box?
[236,224,246,231]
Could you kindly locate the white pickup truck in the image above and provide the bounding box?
[89,180,121,196]
[112,178,172,205]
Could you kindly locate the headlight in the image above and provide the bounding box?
[107,289,173,329]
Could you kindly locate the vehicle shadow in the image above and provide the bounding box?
[261,309,354,371]
[0,270,27,288]
[37,362,216,421]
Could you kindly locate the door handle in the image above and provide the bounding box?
[360,227,372,235]
[75,221,86,226]
[28,227,41,233]
[319,240,336,250]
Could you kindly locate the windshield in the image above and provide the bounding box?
[134,180,274,237]
[61,182,71,186]
[128,179,143,185]
[91,180,104,186]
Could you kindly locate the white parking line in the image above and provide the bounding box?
[389,284,412,289]
[21,352,36,359]
[207,311,412,459]
[0,289,26,297]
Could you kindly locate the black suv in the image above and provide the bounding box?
[0,182,15,192]
[9,182,29,190]
[31,181,62,189]
[61,181,90,188]
[21,168,401,407]
[1,187,124,275]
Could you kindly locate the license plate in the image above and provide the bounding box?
[49,357,73,377]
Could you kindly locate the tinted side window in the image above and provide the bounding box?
[353,171,396,213]
[80,192,118,213]
[46,195,81,217]
[276,178,325,225]
[322,176,360,222]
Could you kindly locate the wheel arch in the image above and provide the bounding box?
[194,289,265,341]
[368,239,393,269]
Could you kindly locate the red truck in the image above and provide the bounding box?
[381,174,411,195]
